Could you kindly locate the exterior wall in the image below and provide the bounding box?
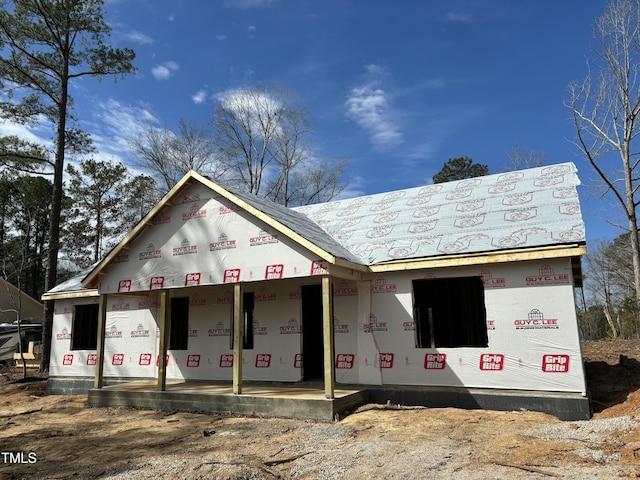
[97,183,331,295]
[50,258,586,395]
[50,279,309,383]
[333,257,587,395]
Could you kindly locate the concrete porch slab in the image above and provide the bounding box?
[87,380,368,421]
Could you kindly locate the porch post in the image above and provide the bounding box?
[157,289,169,391]
[322,276,335,399]
[93,294,108,389]
[233,282,243,395]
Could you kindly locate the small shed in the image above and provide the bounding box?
[44,162,589,420]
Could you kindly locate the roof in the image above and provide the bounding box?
[292,163,585,265]
[46,162,585,296]
[0,277,44,323]
[41,265,99,300]
[225,185,363,265]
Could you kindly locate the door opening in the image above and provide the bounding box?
[301,284,323,380]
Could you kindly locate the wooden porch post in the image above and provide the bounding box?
[322,276,335,399]
[157,290,169,391]
[93,294,108,389]
[233,282,243,395]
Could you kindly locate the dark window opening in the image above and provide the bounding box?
[413,276,488,348]
[230,292,254,350]
[71,303,99,350]
[169,297,189,350]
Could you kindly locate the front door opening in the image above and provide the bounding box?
[301,284,323,380]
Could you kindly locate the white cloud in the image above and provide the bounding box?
[215,87,284,136]
[216,35,228,40]
[90,98,159,165]
[121,30,154,45]
[217,87,280,111]
[336,174,367,200]
[224,0,279,8]
[191,90,208,104]
[404,142,436,162]
[364,64,385,76]
[0,118,52,148]
[444,12,474,23]
[345,65,403,150]
[151,61,179,80]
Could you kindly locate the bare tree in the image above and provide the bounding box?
[279,157,349,206]
[263,100,312,204]
[567,0,640,305]
[584,239,623,337]
[211,85,348,206]
[503,144,547,171]
[212,86,284,196]
[129,119,224,193]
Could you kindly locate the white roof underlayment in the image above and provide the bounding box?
[292,162,584,265]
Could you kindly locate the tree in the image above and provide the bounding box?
[0,175,52,301]
[0,176,50,379]
[567,0,640,309]
[584,238,624,337]
[64,159,132,267]
[212,85,284,196]
[271,157,349,206]
[577,304,610,340]
[0,173,17,264]
[503,144,547,171]
[0,0,136,371]
[583,234,640,339]
[129,119,224,194]
[432,157,489,184]
[211,85,348,206]
[118,173,162,230]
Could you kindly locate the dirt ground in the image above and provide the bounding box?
[1,340,639,479]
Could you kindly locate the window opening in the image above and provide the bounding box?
[413,276,488,348]
[71,303,99,350]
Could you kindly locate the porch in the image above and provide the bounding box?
[87,380,368,421]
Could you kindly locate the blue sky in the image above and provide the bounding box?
[2,0,619,242]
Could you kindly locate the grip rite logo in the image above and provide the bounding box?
[480,353,504,371]
[542,354,570,372]
[335,353,355,369]
[255,354,271,368]
[424,353,446,370]
[377,353,394,368]
[223,268,241,283]
[265,264,284,279]
[139,353,153,366]
[219,354,233,368]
